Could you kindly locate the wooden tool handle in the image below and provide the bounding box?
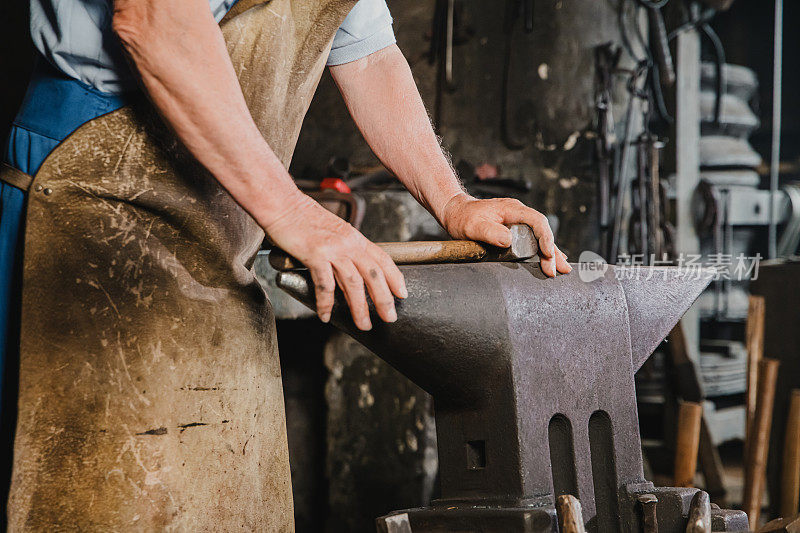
[743,358,780,529]
[557,495,586,533]
[269,240,491,271]
[674,401,703,487]
[745,295,766,452]
[780,389,800,518]
[374,240,491,265]
[270,224,537,271]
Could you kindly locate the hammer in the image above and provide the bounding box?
[269,223,539,271]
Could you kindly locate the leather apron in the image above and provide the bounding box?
[4,0,355,529]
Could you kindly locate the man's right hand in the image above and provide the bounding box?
[264,194,407,331]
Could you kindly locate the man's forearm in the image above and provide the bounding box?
[329,45,465,223]
[331,44,571,277]
[113,0,305,229]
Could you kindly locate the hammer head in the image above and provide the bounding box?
[494,224,539,261]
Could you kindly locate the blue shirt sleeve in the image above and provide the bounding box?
[327,0,396,66]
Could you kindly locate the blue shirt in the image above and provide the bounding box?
[30,0,396,94]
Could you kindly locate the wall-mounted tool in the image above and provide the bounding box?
[595,45,620,259]
[629,134,672,261]
[430,0,469,129]
[501,0,536,150]
[644,0,676,88]
[610,60,649,262]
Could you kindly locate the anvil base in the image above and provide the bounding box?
[376,485,749,533]
[376,505,555,533]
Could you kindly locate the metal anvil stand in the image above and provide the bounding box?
[277,262,749,533]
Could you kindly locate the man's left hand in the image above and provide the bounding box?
[441,193,572,278]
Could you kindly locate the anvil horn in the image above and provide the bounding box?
[617,267,715,371]
[276,264,516,403]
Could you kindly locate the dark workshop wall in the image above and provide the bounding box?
[0,2,34,144]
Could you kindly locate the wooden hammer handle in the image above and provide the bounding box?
[556,495,586,533]
[673,401,703,488]
[270,240,498,272]
[780,389,800,518]
[373,240,490,264]
[742,358,780,529]
[745,295,766,451]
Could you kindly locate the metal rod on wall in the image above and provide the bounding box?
[768,0,783,259]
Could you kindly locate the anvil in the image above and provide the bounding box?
[277,262,748,533]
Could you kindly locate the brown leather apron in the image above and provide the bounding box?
[4,0,356,529]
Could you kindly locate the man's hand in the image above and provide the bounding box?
[265,194,407,331]
[441,193,571,278]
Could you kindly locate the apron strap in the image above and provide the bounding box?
[0,162,34,192]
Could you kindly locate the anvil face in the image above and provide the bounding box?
[277,262,712,527]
